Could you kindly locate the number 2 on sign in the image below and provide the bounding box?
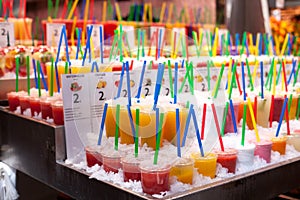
[99,90,106,101]
[73,93,81,103]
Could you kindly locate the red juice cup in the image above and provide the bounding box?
[85,146,103,167]
[254,140,272,163]
[224,101,239,134]
[7,91,21,111]
[215,148,238,173]
[52,100,64,125]
[29,96,41,116]
[121,156,142,182]
[270,96,284,122]
[40,97,54,120]
[19,94,31,114]
[102,150,122,173]
[139,161,171,195]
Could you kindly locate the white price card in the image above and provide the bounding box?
[87,24,104,48]
[0,22,15,47]
[89,72,113,134]
[162,69,173,97]
[178,68,190,93]
[62,73,92,159]
[140,70,156,97]
[46,23,64,47]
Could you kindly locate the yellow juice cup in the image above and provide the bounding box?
[286,93,298,120]
[162,108,188,146]
[119,107,134,144]
[271,136,287,155]
[256,95,271,128]
[105,104,118,138]
[46,62,66,93]
[190,153,217,178]
[18,18,33,40]
[170,157,194,184]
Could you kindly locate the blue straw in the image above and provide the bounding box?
[259,34,263,56]
[229,99,237,133]
[174,62,178,104]
[55,25,65,65]
[126,61,132,106]
[260,61,264,99]
[270,35,276,55]
[153,64,164,110]
[182,104,193,147]
[37,61,48,91]
[80,0,86,19]
[63,26,70,65]
[116,62,125,99]
[235,33,239,55]
[191,107,204,157]
[288,59,296,85]
[136,60,147,98]
[32,59,38,88]
[82,26,94,66]
[97,103,108,145]
[176,108,181,157]
[99,26,104,64]
[181,59,185,68]
[76,28,81,59]
[241,62,247,101]
[157,28,163,59]
[275,97,289,137]
[127,105,136,138]
[91,61,99,72]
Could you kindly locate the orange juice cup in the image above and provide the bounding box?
[191,153,217,178]
[170,157,194,184]
[70,61,91,74]
[119,107,134,144]
[271,136,287,155]
[246,101,255,130]
[105,104,118,138]
[162,108,188,146]
[46,62,66,93]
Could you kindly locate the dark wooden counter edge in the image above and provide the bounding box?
[1,104,300,200]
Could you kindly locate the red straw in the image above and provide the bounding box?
[61,0,68,19]
[89,0,94,20]
[211,103,224,151]
[23,0,27,18]
[282,62,290,135]
[155,29,159,60]
[282,61,288,92]
[235,71,242,95]
[269,95,275,127]
[254,96,257,120]
[160,31,167,57]
[19,0,23,18]
[9,0,14,17]
[200,103,207,140]
[148,30,156,56]
[3,0,6,17]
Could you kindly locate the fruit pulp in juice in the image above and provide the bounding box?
[224,102,239,134]
[254,141,272,163]
[122,162,141,182]
[40,100,53,119]
[85,150,102,167]
[256,97,271,128]
[270,97,284,122]
[52,103,64,125]
[286,95,298,120]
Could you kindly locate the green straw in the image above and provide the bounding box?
[181,35,187,58]
[220,101,229,137]
[15,57,20,92]
[296,96,300,120]
[75,28,84,58]
[154,112,164,165]
[189,62,194,95]
[288,93,293,113]
[67,0,72,18]
[50,58,54,96]
[293,36,298,56]
[135,108,139,157]
[137,29,141,60]
[109,30,118,61]
[207,60,211,91]
[240,32,246,55]
[241,103,247,146]
[64,62,68,74]
[128,5,135,21]
[276,60,282,85]
[228,61,237,99]
[213,63,225,98]
[192,31,200,57]
[168,60,174,98]
[114,104,120,151]
[225,32,230,56]
[54,0,60,18]
[245,58,254,91]
[186,101,190,108]
[37,61,41,97]
[142,30,145,57]
[293,61,300,87]
[221,34,225,56]
[263,34,269,55]
[206,31,212,57]
[119,25,123,62]
[35,17,39,40]
[26,56,30,95]
[265,58,274,89]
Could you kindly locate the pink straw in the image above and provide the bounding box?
[211,103,224,151]
[200,103,207,140]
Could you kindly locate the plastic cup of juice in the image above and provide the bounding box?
[46,62,66,93]
[162,107,188,146]
[170,157,194,184]
[190,153,217,178]
[29,96,41,116]
[270,96,284,122]
[7,91,22,111]
[70,61,91,74]
[285,93,298,120]
[19,94,31,114]
[254,140,272,163]
[105,104,117,138]
[52,100,64,125]
[271,136,287,155]
[236,144,255,166]
[85,146,103,167]
[119,107,134,145]
[17,18,32,40]
[121,155,143,182]
[139,160,171,195]
[286,133,300,151]
[224,101,240,134]
[102,150,122,173]
[256,96,271,128]
[40,96,59,120]
[215,148,238,173]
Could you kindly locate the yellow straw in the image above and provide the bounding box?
[167,3,173,23]
[122,40,128,57]
[227,58,232,94]
[275,35,280,55]
[149,3,153,23]
[82,0,90,46]
[247,97,260,142]
[115,3,122,21]
[213,28,218,56]
[249,33,254,54]
[281,59,286,91]
[255,33,260,56]
[102,1,107,22]
[67,0,79,20]
[272,60,277,95]
[143,3,148,22]
[171,31,174,57]
[198,28,203,47]
[159,2,166,23]
[174,32,182,58]
[280,34,289,56]
[90,35,95,59]
[71,16,77,47]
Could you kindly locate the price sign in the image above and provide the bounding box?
[0,22,15,47]
[162,69,173,96]
[46,23,64,47]
[87,24,104,48]
[62,73,91,159]
[140,70,156,97]
[178,68,190,93]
